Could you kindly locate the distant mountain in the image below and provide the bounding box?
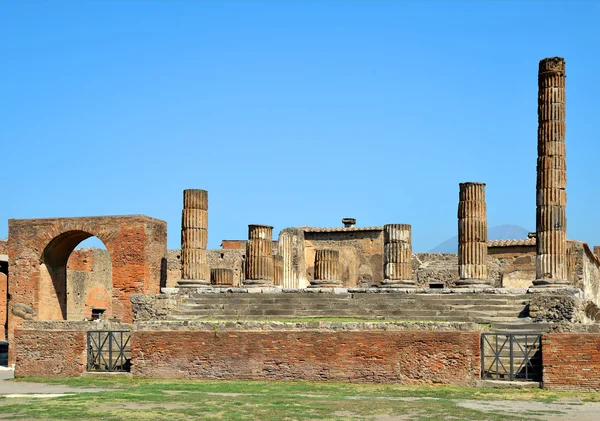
[429,224,530,253]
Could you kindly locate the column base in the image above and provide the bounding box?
[308,280,343,288]
[211,284,234,288]
[380,279,416,288]
[531,278,571,288]
[454,279,491,288]
[177,279,211,288]
[243,279,275,288]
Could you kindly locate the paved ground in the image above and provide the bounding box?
[0,379,105,396]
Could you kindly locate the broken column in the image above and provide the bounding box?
[533,57,569,287]
[273,255,284,287]
[178,189,210,287]
[211,268,234,287]
[243,225,274,287]
[278,228,307,288]
[381,224,415,288]
[310,249,343,287]
[456,182,490,288]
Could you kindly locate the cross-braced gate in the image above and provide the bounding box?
[87,330,131,372]
[481,333,542,381]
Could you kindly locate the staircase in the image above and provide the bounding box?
[168,292,551,331]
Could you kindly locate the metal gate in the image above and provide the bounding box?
[481,333,542,381]
[87,330,131,372]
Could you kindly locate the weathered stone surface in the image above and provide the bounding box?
[456,182,489,287]
[382,224,414,288]
[534,57,569,287]
[211,268,234,287]
[277,228,307,288]
[179,189,210,287]
[310,249,342,287]
[244,225,274,287]
[273,255,284,286]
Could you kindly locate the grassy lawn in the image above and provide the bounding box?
[0,378,598,420]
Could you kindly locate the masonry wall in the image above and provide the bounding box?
[131,328,481,385]
[165,249,245,287]
[14,328,87,377]
[66,248,112,320]
[543,333,600,391]
[304,230,384,288]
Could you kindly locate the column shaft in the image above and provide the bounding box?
[381,224,415,288]
[456,182,490,287]
[534,57,569,287]
[179,189,210,287]
[310,249,342,287]
[243,225,275,287]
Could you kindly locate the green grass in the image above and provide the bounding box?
[0,378,598,420]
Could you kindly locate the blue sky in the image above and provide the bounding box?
[1,0,599,251]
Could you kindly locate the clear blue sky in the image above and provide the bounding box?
[2,0,599,252]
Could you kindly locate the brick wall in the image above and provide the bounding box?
[14,328,87,377]
[543,333,600,391]
[131,329,480,385]
[0,272,6,341]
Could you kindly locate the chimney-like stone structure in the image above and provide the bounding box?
[178,189,210,287]
[243,224,274,287]
[533,57,569,287]
[310,249,343,287]
[456,182,489,288]
[211,268,234,287]
[273,255,284,287]
[381,224,415,288]
[342,218,356,228]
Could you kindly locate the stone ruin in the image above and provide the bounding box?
[4,57,600,390]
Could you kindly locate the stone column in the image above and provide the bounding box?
[534,57,569,287]
[178,189,210,287]
[211,268,234,287]
[273,255,284,287]
[243,225,274,287]
[278,228,307,288]
[456,182,490,287]
[381,224,415,288]
[309,249,343,287]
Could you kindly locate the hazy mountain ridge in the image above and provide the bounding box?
[429,224,530,253]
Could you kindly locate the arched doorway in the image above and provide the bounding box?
[39,231,113,321]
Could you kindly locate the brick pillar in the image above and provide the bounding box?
[381,224,415,288]
[456,182,490,288]
[310,249,343,287]
[273,255,284,287]
[178,189,210,287]
[533,57,569,287]
[211,268,234,287]
[243,225,274,287]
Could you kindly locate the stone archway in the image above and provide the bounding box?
[7,215,167,361]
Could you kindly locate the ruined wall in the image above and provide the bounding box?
[15,326,87,377]
[131,327,480,385]
[165,249,245,287]
[304,230,384,288]
[0,240,7,255]
[575,243,600,308]
[0,273,6,341]
[66,248,112,320]
[543,333,600,391]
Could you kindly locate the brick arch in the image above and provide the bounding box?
[7,215,167,361]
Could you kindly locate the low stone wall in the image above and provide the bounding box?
[14,321,131,378]
[543,333,600,391]
[131,324,481,384]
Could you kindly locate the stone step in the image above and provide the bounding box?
[490,322,552,333]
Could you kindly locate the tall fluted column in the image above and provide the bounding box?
[178,189,210,287]
[309,249,343,287]
[211,268,234,287]
[381,224,415,288]
[533,57,569,287]
[456,182,489,287]
[243,225,274,287]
